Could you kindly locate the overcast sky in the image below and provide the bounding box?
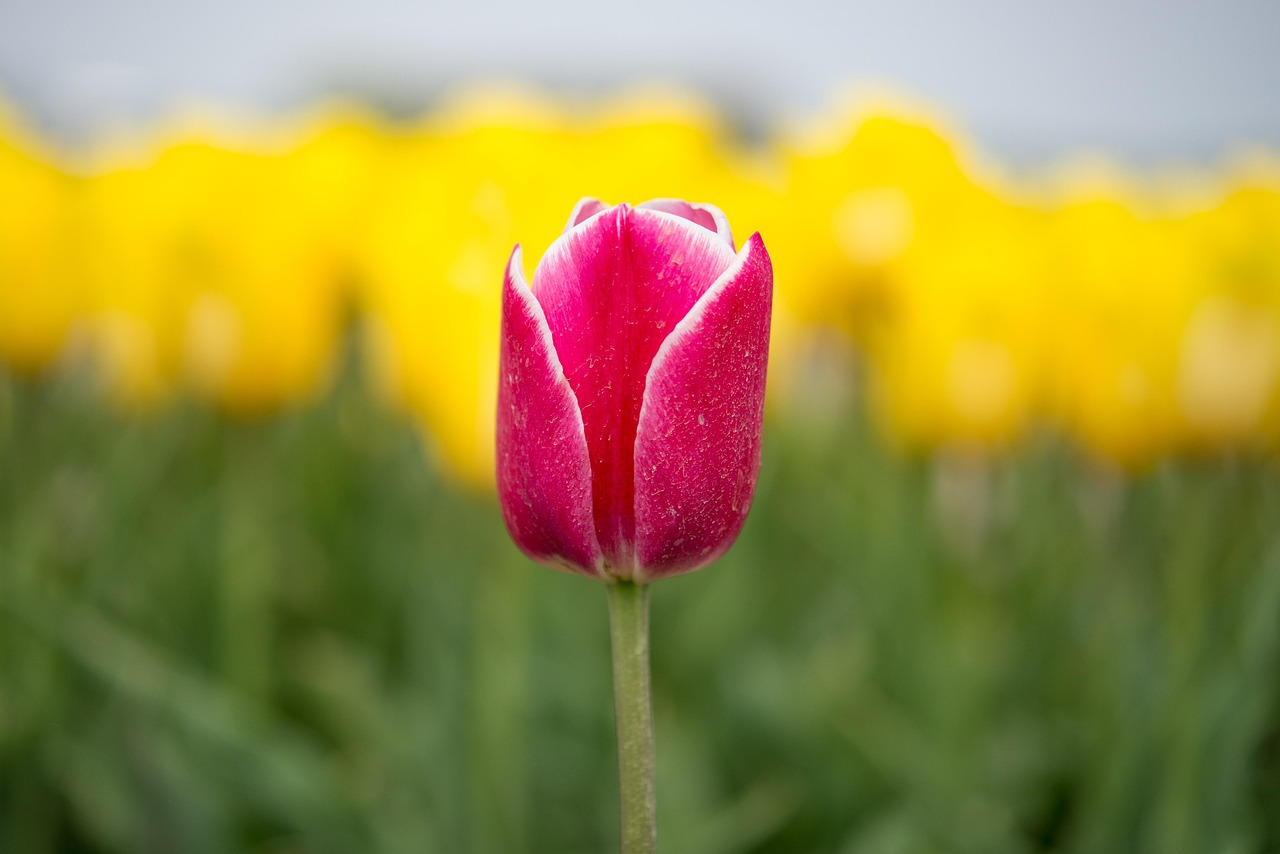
[2,0,1277,160]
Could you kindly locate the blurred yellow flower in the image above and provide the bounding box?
[3,86,1280,474]
[0,102,82,373]
[79,119,358,412]
[1039,168,1191,468]
[1174,166,1280,452]
[871,196,1049,451]
[768,96,984,346]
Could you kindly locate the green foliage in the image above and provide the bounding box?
[1,367,1278,853]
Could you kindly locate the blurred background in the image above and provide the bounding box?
[3,2,1280,852]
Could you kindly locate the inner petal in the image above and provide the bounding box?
[566,197,609,230]
[531,204,737,569]
[637,199,735,250]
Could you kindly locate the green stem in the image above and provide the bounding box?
[607,580,656,854]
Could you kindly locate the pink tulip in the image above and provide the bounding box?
[497,198,772,582]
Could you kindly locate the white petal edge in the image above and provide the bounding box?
[507,245,589,458]
[630,234,766,581]
[565,197,610,232]
[536,204,736,308]
[637,198,736,250]
[626,206,739,278]
[503,246,603,575]
[636,235,760,408]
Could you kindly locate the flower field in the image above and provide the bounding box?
[2,88,1279,852]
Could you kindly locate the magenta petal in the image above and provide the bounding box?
[637,199,735,250]
[533,205,737,573]
[496,247,602,576]
[633,232,773,580]
[566,197,609,231]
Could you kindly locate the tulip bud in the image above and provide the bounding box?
[497,198,772,582]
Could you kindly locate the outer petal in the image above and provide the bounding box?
[637,198,735,250]
[496,246,602,576]
[533,205,737,572]
[633,232,772,580]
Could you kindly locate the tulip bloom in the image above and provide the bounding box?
[498,198,772,582]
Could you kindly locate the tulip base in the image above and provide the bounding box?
[607,580,656,854]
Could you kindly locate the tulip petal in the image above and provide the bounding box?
[566,197,609,231]
[637,198,735,250]
[633,232,772,580]
[497,247,602,576]
[533,205,737,572]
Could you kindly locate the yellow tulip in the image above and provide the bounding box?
[81,119,353,412]
[0,101,81,373]
[768,94,985,347]
[1040,166,1192,468]
[1173,161,1280,452]
[870,195,1049,451]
